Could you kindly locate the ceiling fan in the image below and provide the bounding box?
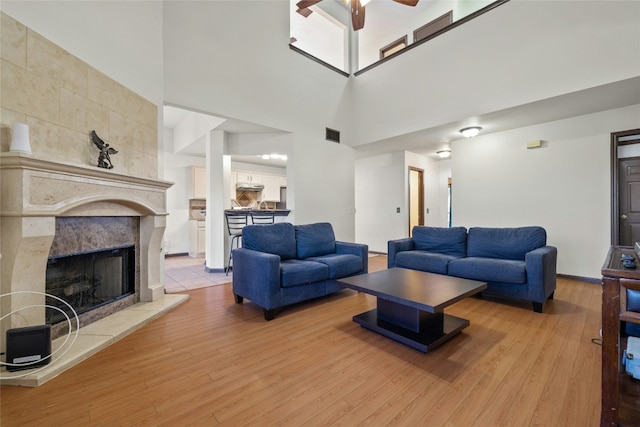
[296,0,419,31]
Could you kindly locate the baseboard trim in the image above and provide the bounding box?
[165,252,188,258]
[557,273,600,284]
[205,266,226,274]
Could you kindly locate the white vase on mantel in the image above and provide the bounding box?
[10,122,31,154]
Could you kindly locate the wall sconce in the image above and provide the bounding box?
[437,150,451,158]
[460,126,482,138]
[10,123,31,154]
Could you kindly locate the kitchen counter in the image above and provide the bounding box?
[224,209,290,216]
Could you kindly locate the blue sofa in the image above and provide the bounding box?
[232,222,368,320]
[388,226,557,312]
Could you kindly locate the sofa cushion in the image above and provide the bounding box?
[280,259,329,288]
[448,257,527,284]
[412,226,467,257]
[395,251,458,275]
[242,222,297,260]
[467,227,546,260]
[295,222,336,259]
[307,254,363,279]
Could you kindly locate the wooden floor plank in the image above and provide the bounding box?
[0,257,602,426]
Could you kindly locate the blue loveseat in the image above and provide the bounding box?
[388,226,557,312]
[232,222,368,320]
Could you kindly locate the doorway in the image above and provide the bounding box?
[408,167,424,236]
[611,128,640,246]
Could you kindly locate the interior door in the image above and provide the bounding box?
[619,157,640,246]
[408,167,424,236]
[612,129,640,246]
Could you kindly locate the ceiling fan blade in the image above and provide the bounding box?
[393,0,419,6]
[296,7,313,18]
[296,0,322,9]
[351,0,365,31]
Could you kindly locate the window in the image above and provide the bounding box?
[414,10,453,43]
[380,35,408,60]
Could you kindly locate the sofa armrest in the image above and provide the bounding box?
[525,245,558,302]
[336,241,369,273]
[232,248,283,310]
[387,238,415,268]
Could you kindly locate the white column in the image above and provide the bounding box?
[205,129,229,272]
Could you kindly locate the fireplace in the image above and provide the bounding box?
[46,244,136,334]
[1,153,172,345]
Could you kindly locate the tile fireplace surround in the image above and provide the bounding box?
[0,153,188,386]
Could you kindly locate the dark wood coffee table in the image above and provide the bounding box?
[338,268,487,353]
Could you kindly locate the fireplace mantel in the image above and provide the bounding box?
[1,152,174,346]
[1,152,172,217]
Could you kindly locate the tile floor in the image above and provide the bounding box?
[163,255,232,293]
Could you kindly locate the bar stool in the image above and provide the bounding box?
[250,211,275,224]
[225,211,248,275]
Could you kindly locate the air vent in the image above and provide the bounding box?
[326,128,340,143]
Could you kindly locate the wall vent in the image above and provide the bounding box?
[326,128,340,143]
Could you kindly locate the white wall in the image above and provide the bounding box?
[355,150,446,252]
[163,0,358,240]
[290,134,356,241]
[452,104,640,279]
[436,159,452,226]
[355,152,405,252]
[164,166,191,255]
[1,1,167,174]
[5,0,639,278]
[0,1,164,105]
[351,0,640,146]
[163,127,206,255]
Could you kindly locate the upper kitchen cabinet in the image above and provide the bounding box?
[261,174,282,201]
[236,172,262,184]
[191,166,206,199]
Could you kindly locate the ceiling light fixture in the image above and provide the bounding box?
[261,153,288,161]
[437,150,451,159]
[460,126,482,138]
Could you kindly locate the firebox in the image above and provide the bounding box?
[45,246,135,325]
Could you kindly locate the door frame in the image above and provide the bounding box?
[408,167,424,236]
[610,128,640,245]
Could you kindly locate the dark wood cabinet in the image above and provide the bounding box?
[601,246,640,426]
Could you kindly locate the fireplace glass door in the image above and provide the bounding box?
[45,245,135,325]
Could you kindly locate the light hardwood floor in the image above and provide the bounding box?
[1,256,602,426]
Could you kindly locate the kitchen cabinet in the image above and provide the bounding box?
[191,167,206,199]
[261,174,282,201]
[189,220,205,257]
[236,172,262,184]
[233,169,286,203]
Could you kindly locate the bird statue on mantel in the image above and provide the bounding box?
[91,130,118,169]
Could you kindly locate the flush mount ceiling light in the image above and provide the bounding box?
[460,126,482,138]
[437,150,451,158]
[261,153,288,161]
